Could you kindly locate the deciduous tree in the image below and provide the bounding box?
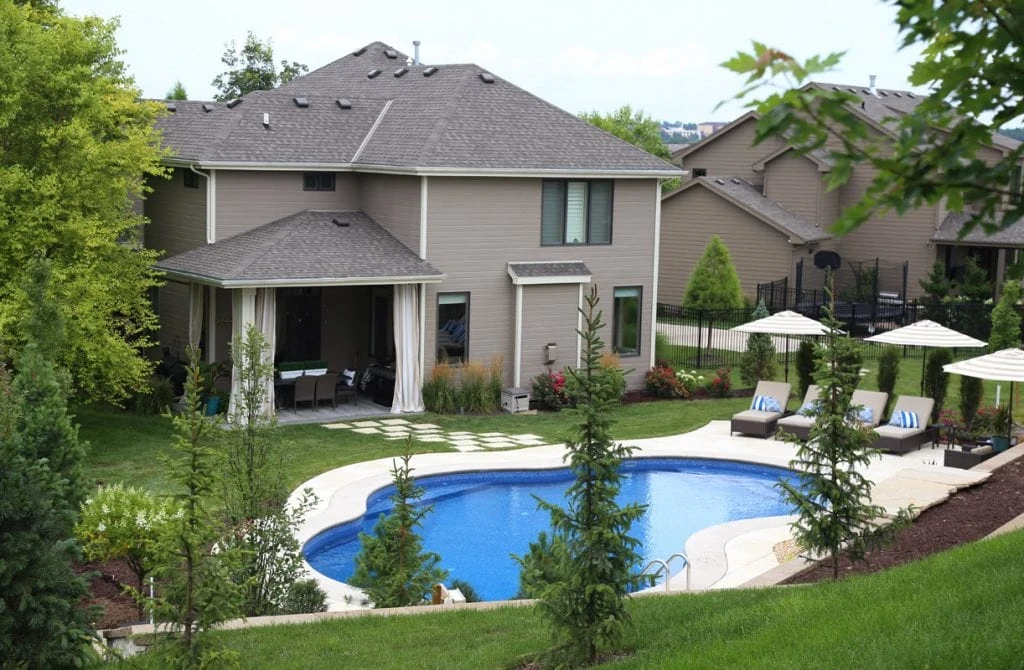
[166,80,188,100]
[211,31,308,101]
[580,105,678,190]
[0,2,165,403]
[724,1,1024,242]
[989,279,1022,352]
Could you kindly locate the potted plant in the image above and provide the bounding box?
[991,404,1013,453]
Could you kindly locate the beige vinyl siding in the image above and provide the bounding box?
[680,119,785,184]
[424,177,657,390]
[144,169,206,257]
[763,154,822,223]
[357,174,421,253]
[215,171,359,240]
[838,163,936,298]
[520,284,580,383]
[660,186,794,302]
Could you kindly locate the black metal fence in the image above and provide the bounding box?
[655,301,1019,372]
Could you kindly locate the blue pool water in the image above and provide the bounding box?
[304,458,795,601]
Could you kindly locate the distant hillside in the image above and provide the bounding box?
[999,127,1024,141]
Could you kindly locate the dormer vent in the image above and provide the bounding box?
[332,217,350,227]
[352,46,368,56]
[367,69,382,79]
[262,113,270,128]
[393,67,408,78]
[202,103,215,112]
[730,178,741,184]
[336,98,352,110]
[715,178,726,185]
[479,72,495,84]
[423,66,439,77]
[293,97,309,108]
[384,49,398,59]
[166,103,176,112]
[893,92,902,97]
[225,98,242,109]
[907,92,916,98]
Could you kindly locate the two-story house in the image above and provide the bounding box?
[146,42,680,413]
[659,82,1024,306]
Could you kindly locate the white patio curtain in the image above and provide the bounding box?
[392,283,424,413]
[187,283,205,352]
[228,288,275,422]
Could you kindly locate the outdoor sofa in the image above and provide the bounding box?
[776,385,821,441]
[731,380,792,438]
[776,388,889,441]
[872,395,936,454]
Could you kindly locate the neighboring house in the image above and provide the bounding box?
[146,42,681,413]
[660,82,1024,306]
[696,121,728,138]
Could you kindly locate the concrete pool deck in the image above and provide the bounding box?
[292,420,989,610]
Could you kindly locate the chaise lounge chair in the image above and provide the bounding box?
[776,385,821,440]
[731,380,792,438]
[872,395,936,454]
[848,389,889,430]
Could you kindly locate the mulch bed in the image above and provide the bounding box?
[783,454,1024,583]
[78,559,147,630]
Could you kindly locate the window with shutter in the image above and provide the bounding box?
[539,180,613,245]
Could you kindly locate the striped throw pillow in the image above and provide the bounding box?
[888,410,920,429]
[751,395,781,413]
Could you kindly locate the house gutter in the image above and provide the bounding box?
[189,164,215,244]
[152,269,446,289]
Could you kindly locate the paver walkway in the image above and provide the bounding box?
[321,417,549,451]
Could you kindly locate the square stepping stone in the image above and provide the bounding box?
[321,422,353,430]
[381,425,411,433]
[352,420,382,428]
[352,427,382,435]
[449,440,481,449]
[481,438,516,448]
[379,418,411,426]
[417,435,448,443]
[383,434,409,441]
[480,432,507,437]
[451,444,483,452]
[411,423,441,430]
[510,438,547,446]
[509,434,544,441]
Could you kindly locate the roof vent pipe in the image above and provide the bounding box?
[263,112,270,128]
[869,74,878,96]
[413,40,421,66]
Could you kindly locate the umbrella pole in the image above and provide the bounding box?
[785,337,790,383]
[919,346,928,396]
[1011,383,1015,444]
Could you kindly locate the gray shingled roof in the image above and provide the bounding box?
[932,212,1024,247]
[155,210,444,286]
[669,177,833,245]
[158,41,680,174]
[507,261,592,284]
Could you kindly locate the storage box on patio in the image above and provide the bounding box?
[501,387,531,413]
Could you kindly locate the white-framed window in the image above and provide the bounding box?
[303,172,335,191]
[541,180,613,245]
[612,286,641,356]
[436,292,469,364]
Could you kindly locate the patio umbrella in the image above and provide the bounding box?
[943,348,1024,445]
[865,319,986,394]
[732,310,832,382]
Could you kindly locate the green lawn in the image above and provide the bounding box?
[110,529,1024,669]
[76,354,1015,495]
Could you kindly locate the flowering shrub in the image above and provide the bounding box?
[708,367,732,398]
[532,368,572,411]
[645,363,687,399]
[675,369,706,395]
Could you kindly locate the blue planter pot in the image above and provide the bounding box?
[204,396,220,416]
[991,435,1010,453]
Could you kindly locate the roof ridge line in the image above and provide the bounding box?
[416,69,475,163]
[351,99,393,163]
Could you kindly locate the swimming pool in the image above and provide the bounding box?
[303,458,796,601]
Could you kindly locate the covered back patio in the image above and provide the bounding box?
[154,210,445,420]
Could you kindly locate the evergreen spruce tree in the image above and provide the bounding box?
[960,376,984,433]
[739,300,779,385]
[957,257,993,303]
[777,274,911,580]
[919,261,951,323]
[682,236,744,309]
[350,449,447,608]
[149,349,245,667]
[528,286,649,666]
[877,347,901,417]
[923,349,954,424]
[0,261,94,667]
[989,280,1022,352]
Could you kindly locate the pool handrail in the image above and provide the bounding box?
[639,552,690,592]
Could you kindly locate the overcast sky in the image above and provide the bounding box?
[60,0,925,122]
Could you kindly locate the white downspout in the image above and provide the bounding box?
[206,287,217,363]
[514,283,523,386]
[189,164,216,244]
[650,179,662,371]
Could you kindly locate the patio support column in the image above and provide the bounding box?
[228,287,257,421]
[187,283,204,354]
[576,284,584,368]
[206,286,217,363]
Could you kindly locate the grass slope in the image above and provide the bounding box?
[132,530,1023,669]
